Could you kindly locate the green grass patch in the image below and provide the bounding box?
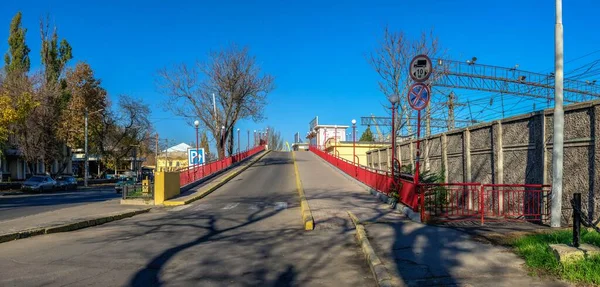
[512,229,600,285]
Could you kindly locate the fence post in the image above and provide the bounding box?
[480,185,485,225]
[573,193,581,248]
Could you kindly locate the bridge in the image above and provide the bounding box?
[0,144,564,286]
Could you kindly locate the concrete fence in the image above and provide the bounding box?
[367,100,600,223]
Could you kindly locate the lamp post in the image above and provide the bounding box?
[388,94,400,182]
[194,120,200,180]
[237,128,240,154]
[266,127,269,147]
[247,130,250,151]
[84,108,103,187]
[334,125,337,157]
[253,130,257,147]
[221,126,225,158]
[352,119,356,164]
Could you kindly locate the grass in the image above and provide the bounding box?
[512,229,600,285]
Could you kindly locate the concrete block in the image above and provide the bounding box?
[579,243,600,257]
[549,244,584,263]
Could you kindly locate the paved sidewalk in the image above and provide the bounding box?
[294,151,566,286]
[0,199,150,243]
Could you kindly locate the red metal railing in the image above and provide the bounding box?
[179,145,265,187]
[419,183,482,223]
[481,184,551,222]
[420,183,551,224]
[309,146,419,210]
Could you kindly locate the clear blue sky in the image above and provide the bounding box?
[2,0,599,148]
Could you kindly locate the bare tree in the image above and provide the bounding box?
[266,126,285,151]
[368,27,444,136]
[156,44,275,159]
[96,95,152,172]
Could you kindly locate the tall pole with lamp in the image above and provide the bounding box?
[352,119,357,164]
[237,128,240,154]
[221,126,225,159]
[247,130,250,151]
[388,95,400,182]
[194,120,200,180]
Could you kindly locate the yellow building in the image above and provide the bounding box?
[156,143,191,172]
[323,138,388,167]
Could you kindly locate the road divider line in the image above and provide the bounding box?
[292,151,314,231]
[164,150,271,206]
[348,211,404,287]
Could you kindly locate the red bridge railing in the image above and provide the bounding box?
[179,145,265,187]
[309,146,419,210]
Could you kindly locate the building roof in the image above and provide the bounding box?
[163,143,191,153]
[314,124,350,129]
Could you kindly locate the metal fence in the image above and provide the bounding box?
[420,183,551,224]
[122,183,154,200]
[179,145,265,187]
[309,146,419,210]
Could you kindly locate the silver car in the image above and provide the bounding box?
[21,175,57,192]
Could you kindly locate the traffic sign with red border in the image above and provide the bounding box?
[407,83,431,111]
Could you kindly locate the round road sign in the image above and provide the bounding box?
[407,83,431,111]
[409,54,432,82]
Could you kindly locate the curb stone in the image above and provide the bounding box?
[348,211,405,287]
[0,208,151,244]
[292,151,315,231]
[164,150,271,206]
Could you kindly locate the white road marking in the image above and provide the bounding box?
[274,202,288,211]
[222,203,240,210]
[170,205,192,211]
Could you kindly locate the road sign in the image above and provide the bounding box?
[409,54,432,82]
[188,148,205,166]
[407,83,431,111]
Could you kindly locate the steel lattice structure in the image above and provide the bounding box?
[432,58,600,103]
[360,116,473,127]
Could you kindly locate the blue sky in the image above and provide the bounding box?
[2,0,599,148]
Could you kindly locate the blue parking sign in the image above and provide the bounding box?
[188,148,205,165]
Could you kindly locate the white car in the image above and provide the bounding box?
[21,175,57,192]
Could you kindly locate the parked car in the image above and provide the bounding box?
[21,175,56,192]
[115,177,136,194]
[56,175,78,190]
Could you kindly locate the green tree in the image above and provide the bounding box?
[40,16,72,85]
[359,126,375,142]
[4,12,30,76]
[200,132,210,160]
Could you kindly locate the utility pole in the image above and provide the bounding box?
[84,109,89,187]
[448,92,455,130]
[551,0,564,228]
[467,99,474,124]
[155,133,159,170]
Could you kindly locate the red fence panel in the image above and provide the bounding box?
[481,184,551,222]
[309,145,419,210]
[419,183,482,223]
[178,145,265,187]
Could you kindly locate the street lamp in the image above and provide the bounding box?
[388,94,400,182]
[352,119,357,164]
[247,130,250,151]
[266,127,269,147]
[253,130,257,147]
[237,128,240,154]
[221,126,225,158]
[84,108,104,187]
[194,120,200,180]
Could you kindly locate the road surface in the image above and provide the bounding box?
[0,187,119,221]
[0,152,374,286]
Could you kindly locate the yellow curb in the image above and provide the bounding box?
[164,150,271,206]
[292,151,314,231]
[348,211,405,287]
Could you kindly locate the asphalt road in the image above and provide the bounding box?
[0,152,374,286]
[0,187,119,221]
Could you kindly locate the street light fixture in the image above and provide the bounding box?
[221,126,225,158]
[351,119,357,164]
[388,95,400,182]
[194,120,200,180]
[237,128,240,154]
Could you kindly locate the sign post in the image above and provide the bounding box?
[408,54,432,188]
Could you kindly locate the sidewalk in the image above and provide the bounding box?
[294,151,566,286]
[0,199,150,243]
